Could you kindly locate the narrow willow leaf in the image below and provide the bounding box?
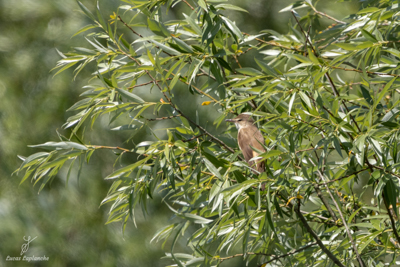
[375,76,396,109]
[72,24,98,37]
[220,16,243,41]
[236,68,263,76]
[183,13,202,35]
[288,92,296,115]
[172,37,193,53]
[150,40,181,56]
[203,158,223,180]
[29,142,88,151]
[77,1,96,21]
[215,4,248,12]
[105,156,150,179]
[169,73,181,90]
[255,57,277,76]
[179,213,212,224]
[361,29,377,42]
[198,0,208,11]
[116,88,145,103]
[333,136,343,158]
[307,49,320,64]
[111,124,138,131]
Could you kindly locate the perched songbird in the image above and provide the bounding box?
[225,114,266,174]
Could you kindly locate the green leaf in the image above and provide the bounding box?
[179,213,213,224]
[215,4,248,12]
[334,43,358,51]
[259,150,283,160]
[288,92,296,115]
[299,92,312,109]
[116,88,145,103]
[382,108,400,122]
[77,1,96,21]
[375,76,396,110]
[307,49,320,64]
[361,29,377,42]
[333,136,343,158]
[236,68,263,76]
[29,141,88,151]
[198,0,208,11]
[150,40,181,56]
[72,24,98,37]
[384,176,398,216]
[172,37,193,53]
[105,156,150,179]
[220,16,243,41]
[183,13,202,35]
[170,73,181,90]
[360,86,373,106]
[147,18,170,37]
[354,135,366,165]
[111,124,138,131]
[203,157,223,180]
[357,7,380,14]
[255,57,277,76]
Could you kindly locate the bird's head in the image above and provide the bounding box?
[225,114,255,130]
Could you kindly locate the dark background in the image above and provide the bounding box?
[0,0,359,266]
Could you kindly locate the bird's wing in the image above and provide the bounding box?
[238,127,266,172]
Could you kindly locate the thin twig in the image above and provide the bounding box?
[318,168,369,186]
[168,72,220,104]
[182,0,195,10]
[257,242,317,267]
[383,194,400,246]
[292,116,327,134]
[309,5,346,24]
[183,134,205,143]
[330,66,400,78]
[301,211,337,225]
[371,165,400,179]
[291,199,345,267]
[243,32,302,52]
[147,115,181,121]
[87,145,131,152]
[127,79,172,90]
[313,183,339,222]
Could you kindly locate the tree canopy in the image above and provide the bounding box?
[16,0,400,266]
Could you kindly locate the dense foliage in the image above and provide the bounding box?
[16,0,400,266]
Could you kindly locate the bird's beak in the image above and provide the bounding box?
[225,119,235,122]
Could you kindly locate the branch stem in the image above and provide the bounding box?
[292,199,345,267]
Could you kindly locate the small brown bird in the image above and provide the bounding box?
[225,114,266,174]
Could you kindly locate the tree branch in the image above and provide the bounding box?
[330,66,400,78]
[257,242,317,267]
[309,5,346,24]
[147,115,181,121]
[318,168,369,186]
[383,193,400,246]
[313,183,339,222]
[86,145,131,152]
[291,199,345,267]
